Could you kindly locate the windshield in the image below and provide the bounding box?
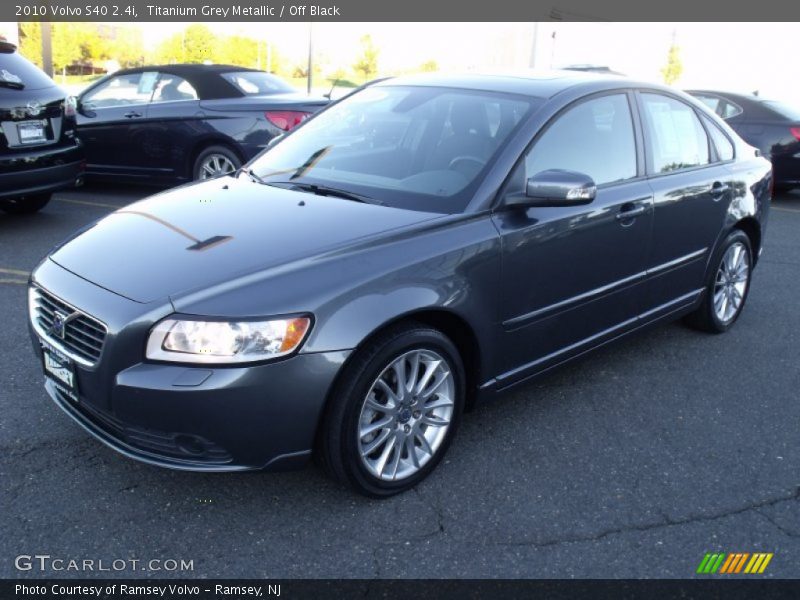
[249,85,535,213]
[221,71,296,96]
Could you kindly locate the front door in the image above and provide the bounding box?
[492,92,653,386]
[77,71,158,178]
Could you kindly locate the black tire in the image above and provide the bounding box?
[684,229,753,333]
[318,323,465,498]
[0,193,52,215]
[192,145,241,181]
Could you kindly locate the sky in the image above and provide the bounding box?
[1,21,797,102]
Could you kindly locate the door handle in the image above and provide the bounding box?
[710,181,729,198]
[616,205,649,221]
[123,111,142,119]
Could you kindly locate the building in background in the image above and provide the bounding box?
[0,22,19,45]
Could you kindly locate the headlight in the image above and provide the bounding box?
[146,316,311,364]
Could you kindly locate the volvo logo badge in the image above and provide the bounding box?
[48,310,79,339]
[26,100,43,117]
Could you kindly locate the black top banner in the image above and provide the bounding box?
[5,0,800,22]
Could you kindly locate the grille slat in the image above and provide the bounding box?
[31,287,107,365]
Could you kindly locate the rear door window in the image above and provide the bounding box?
[641,93,710,174]
[152,74,198,103]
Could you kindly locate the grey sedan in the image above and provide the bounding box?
[28,72,771,496]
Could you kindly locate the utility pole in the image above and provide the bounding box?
[529,22,539,69]
[41,21,53,77]
[306,22,313,94]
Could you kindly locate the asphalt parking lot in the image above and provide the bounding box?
[1,184,799,579]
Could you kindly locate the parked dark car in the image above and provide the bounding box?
[688,90,800,190]
[29,72,771,496]
[75,64,328,184]
[0,42,84,214]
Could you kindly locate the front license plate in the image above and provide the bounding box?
[43,346,78,401]
[18,121,46,144]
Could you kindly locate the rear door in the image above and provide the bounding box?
[77,71,158,177]
[637,91,733,314]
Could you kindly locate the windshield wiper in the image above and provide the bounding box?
[267,181,383,205]
[0,80,24,90]
[238,167,268,185]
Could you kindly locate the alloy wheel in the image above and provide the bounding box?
[357,349,455,481]
[713,241,750,324]
[199,154,237,179]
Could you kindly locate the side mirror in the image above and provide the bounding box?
[77,98,96,118]
[506,169,596,208]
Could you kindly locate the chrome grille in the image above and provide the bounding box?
[30,287,107,365]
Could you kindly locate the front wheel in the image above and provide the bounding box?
[685,230,753,333]
[0,193,52,214]
[319,324,465,497]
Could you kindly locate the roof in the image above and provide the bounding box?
[377,70,666,99]
[686,89,762,103]
[103,63,264,99]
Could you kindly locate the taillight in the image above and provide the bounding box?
[265,110,309,131]
[790,127,800,141]
[64,96,77,118]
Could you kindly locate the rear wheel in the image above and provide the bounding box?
[0,193,52,214]
[319,323,465,497]
[685,230,753,333]
[193,145,241,181]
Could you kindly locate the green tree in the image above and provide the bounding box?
[353,34,379,82]
[419,59,439,73]
[216,35,259,68]
[661,43,683,85]
[155,24,217,64]
[18,22,42,66]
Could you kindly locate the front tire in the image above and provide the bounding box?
[319,323,465,497]
[0,193,52,214]
[685,230,753,333]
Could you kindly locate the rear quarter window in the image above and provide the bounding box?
[0,50,55,91]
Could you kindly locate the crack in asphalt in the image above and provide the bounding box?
[484,486,800,549]
[377,485,800,550]
[754,508,800,539]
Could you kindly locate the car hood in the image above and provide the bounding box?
[49,177,442,304]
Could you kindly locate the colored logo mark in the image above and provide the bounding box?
[697,552,773,574]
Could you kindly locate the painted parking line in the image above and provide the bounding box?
[55,197,124,210]
[0,268,30,286]
[773,206,800,214]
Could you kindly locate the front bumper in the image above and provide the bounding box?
[29,260,349,472]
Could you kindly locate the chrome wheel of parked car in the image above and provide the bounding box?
[713,241,750,324]
[199,154,237,179]
[319,324,464,497]
[357,349,455,481]
[685,230,753,333]
[193,145,242,181]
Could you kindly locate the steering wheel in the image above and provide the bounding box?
[448,156,487,178]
